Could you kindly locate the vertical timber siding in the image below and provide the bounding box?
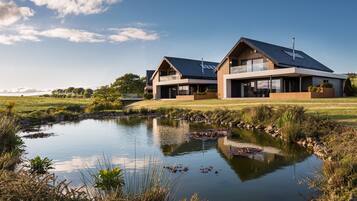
[217,59,229,99]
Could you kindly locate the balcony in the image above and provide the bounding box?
[159,74,180,81]
[230,62,270,74]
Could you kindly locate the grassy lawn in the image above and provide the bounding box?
[129,97,357,127]
[0,96,92,114]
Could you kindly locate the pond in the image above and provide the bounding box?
[21,117,322,201]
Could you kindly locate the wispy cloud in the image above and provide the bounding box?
[0,26,160,45]
[0,87,51,96]
[30,0,121,17]
[0,0,34,27]
[109,27,159,42]
[39,28,105,43]
[0,25,105,44]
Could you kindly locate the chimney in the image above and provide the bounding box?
[292,37,296,61]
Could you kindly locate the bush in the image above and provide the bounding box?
[276,106,305,128]
[64,104,84,113]
[94,167,124,192]
[320,82,333,88]
[26,156,54,174]
[0,170,88,201]
[86,99,123,112]
[241,105,272,124]
[280,122,302,143]
[0,115,23,154]
[144,93,153,100]
[344,78,356,96]
[308,85,319,92]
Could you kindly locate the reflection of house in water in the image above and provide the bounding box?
[152,118,216,156]
[217,136,310,181]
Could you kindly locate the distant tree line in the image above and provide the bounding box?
[51,87,94,98]
[48,73,146,101]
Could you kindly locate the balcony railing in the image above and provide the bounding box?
[230,63,270,74]
[159,74,179,81]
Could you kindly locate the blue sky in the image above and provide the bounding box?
[0,0,356,92]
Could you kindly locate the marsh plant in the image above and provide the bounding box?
[81,157,174,201]
[26,156,54,174]
[0,114,23,170]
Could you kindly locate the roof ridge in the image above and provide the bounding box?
[164,56,219,64]
[241,37,304,53]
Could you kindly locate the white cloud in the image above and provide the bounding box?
[0,1,34,27]
[0,26,105,44]
[30,0,120,17]
[0,26,160,45]
[0,33,39,45]
[109,27,159,42]
[39,28,105,43]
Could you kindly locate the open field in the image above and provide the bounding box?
[129,97,357,127]
[0,96,92,114]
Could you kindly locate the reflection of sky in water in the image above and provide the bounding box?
[22,118,322,201]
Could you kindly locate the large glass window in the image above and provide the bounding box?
[240,78,282,97]
[271,79,281,93]
[178,85,189,95]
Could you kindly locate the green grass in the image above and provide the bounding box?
[129,97,357,127]
[0,96,92,114]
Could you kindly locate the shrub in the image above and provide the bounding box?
[144,93,153,100]
[64,104,84,113]
[0,115,23,154]
[344,78,356,96]
[4,101,15,115]
[0,170,88,201]
[280,122,302,143]
[86,99,122,112]
[0,151,22,171]
[26,156,54,174]
[320,82,333,88]
[94,167,124,192]
[308,85,319,92]
[276,106,305,128]
[241,105,272,125]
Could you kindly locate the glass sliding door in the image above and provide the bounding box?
[239,78,282,97]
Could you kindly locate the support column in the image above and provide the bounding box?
[269,76,272,93]
[299,76,302,92]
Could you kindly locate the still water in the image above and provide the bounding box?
[22,117,321,201]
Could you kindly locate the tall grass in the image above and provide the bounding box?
[81,157,174,201]
[0,114,23,170]
[309,128,357,200]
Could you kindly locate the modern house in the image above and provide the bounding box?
[144,70,155,95]
[216,37,347,99]
[151,56,218,100]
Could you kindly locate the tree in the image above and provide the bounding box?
[93,85,121,102]
[66,87,75,94]
[344,78,355,96]
[73,87,85,96]
[111,73,145,96]
[84,88,94,98]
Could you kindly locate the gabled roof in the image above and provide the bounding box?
[217,37,333,73]
[152,56,218,80]
[146,70,155,85]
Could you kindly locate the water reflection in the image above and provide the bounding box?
[22,117,320,201]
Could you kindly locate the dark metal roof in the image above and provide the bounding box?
[146,70,155,85]
[218,37,334,73]
[164,56,218,79]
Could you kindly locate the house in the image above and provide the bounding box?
[216,37,347,99]
[151,56,218,100]
[144,70,155,95]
